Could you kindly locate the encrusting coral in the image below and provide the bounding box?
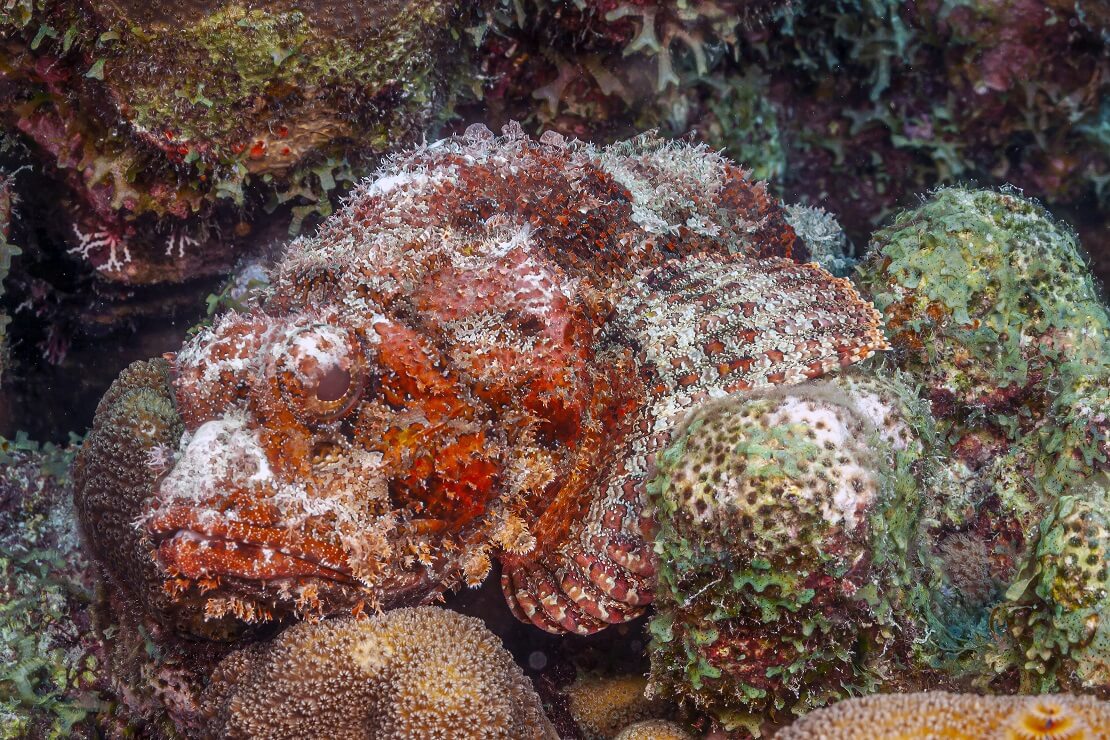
[73,124,886,638]
[613,719,694,740]
[200,606,557,739]
[0,0,472,287]
[645,368,937,732]
[564,674,666,740]
[856,186,1110,689]
[776,691,1110,739]
[989,473,1110,696]
[857,186,1108,450]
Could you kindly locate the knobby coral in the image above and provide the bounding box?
[614,719,694,740]
[777,691,1110,739]
[74,125,886,638]
[564,674,664,740]
[989,473,1110,696]
[645,369,936,732]
[200,606,557,739]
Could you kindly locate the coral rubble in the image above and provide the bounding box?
[201,606,557,739]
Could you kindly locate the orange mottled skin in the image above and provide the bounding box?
[123,126,887,635]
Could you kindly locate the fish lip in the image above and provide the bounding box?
[145,506,357,584]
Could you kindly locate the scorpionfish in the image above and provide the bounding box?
[80,125,888,635]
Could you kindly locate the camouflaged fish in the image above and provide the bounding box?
[74,125,887,636]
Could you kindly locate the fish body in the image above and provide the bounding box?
[100,126,886,634]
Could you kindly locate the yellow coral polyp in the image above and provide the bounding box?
[778,692,1110,740]
[1005,699,1087,740]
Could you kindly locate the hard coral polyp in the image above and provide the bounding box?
[201,607,557,739]
[778,692,1110,739]
[78,125,886,637]
[645,370,934,731]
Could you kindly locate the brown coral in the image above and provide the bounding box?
[777,692,1110,739]
[613,719,694,740]
[565,674,668,739]
[200,606,557,739]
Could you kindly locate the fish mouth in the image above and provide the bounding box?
[146,506,358,585]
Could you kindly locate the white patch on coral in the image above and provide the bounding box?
[765,396,877,531]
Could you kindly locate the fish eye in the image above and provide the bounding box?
[269,323,367,421]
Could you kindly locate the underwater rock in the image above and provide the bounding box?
[777,691,1110,738]
[645,369,936,733]
[200,606,557,739]
[0,1,471,286]
[75,126,886,637]
[988,473,1110,696]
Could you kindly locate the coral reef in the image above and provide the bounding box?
[0,1,471,285]
[201,606,557,739]
[856,187,1110,685]
[75,126,885,637]
[777,691,1110,738]
[0,435,99,738]
[469,2,1108,287]
[645,369,937,732]
[614,719,694,740]
[857,187,1108,448]
[989,473,1110,696]
[564,674,665,740]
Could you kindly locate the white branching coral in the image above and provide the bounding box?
[70,224,130,272]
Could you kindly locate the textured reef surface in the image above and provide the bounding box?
[0,2,1107,738]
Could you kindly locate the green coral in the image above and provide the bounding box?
[858,187,1109,534]
[645,370,936,733]
[0,435,100,739]
[106,3,452,153]
[858,186,1108,419]
[988,473,1110,695]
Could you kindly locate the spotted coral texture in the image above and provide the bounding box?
[857,187,1110,508]
[646,370,932,728]
[564,674,665,740]
[201,606,556,739]
[776,692,1110,739]
[124,124,885,635]
[990,474,1110,695]
[613,719,694,740]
